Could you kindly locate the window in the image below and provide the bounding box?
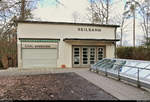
[73,48,80,65]
[82,48,88,64]
[90,48,96,64]
[97,47,104,61]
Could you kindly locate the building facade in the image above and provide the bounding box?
[17,21,119,69]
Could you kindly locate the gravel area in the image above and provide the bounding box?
[0,72,117,100]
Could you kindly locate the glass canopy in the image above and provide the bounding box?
[91,58,150,85]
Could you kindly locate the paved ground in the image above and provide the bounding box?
[0,67,150,100]
[0,73,117,100]
[76,70,150,100]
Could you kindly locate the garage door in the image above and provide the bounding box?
[22,48,57,68]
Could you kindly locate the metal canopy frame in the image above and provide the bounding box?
[90,58,150,89]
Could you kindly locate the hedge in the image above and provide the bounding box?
[116,46,150,61]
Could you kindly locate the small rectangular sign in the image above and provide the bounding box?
[22,44,57,49]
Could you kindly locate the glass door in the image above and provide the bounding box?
[97,47,104,61]
[73,47,80,66]
[89,48,96,64]
[82,47,88,65]
[73,46,105,67]
[82,47,96,66]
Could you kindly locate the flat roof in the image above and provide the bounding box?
[17,20,120,28]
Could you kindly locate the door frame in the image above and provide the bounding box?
[72,45,106,68]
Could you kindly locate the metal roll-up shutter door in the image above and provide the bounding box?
[22,48,57,68]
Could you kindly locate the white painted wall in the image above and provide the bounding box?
[106,44,115,58]
[17,23,115,40]
[17,22,117,68]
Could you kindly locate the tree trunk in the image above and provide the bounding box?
[20,0,25,20]
[2,55,8,69]
[120,27,123,46]
[90,0,94,24]
[133,9,136,47]
[146,9,149,48]
[106,0,109,24]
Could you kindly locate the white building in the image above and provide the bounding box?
[17,21,119,69]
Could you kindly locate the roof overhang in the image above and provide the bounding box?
[17,20,120,28]
[19,38,60,42]
[63,38,120,42]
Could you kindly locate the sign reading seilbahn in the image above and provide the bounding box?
[78,28,101,32]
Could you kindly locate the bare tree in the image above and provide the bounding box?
[123,0,140,47]
[87,0,112,24]
[20,0,25,20]
[139,0,150,47]
[0,0,40,37]
[111,13,131,46]
[0,0,40,68]
[0,0,64,68]
[55,0,64,7]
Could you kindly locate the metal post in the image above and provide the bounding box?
[133,8,136,47]
[89,68,91,71]
[96,66,99,73]
[137,68,140,88]
[105,67,107,76]
[118,66,120,81]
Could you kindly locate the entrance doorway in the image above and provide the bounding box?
[73,46,105,67]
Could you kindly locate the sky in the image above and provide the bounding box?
[32,0,146,46]
[32,0,90,22]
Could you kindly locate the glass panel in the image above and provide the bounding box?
[109,60,126,74]
[125,68,138,76]
[145,65,150,69]
[105,60,118,74]
[120,67,132,73]
[121,61,139,73]
[73,48,80,65]
[147,75,150,79]
[142,65,150,79]
[96,59,111,67]
[90,48,96,64]
[131,63,150,76]
[135,62,150,68]
[96,59,112,71]
[94,59,106,67]
[97,47,104,61]
[82,48,88,64]
[139,70,150,78]
[92,59,105,70]
[91,58,150,84]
